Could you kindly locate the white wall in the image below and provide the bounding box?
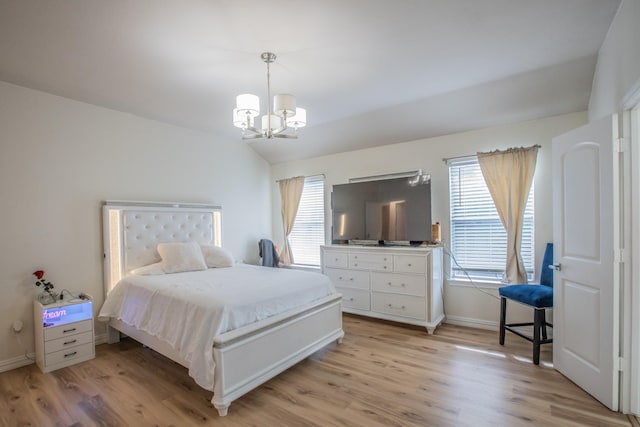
[271,112,587,328]
[0,82,271,367]
[589,0,640,119]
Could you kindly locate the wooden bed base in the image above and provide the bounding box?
[108,294,343,416]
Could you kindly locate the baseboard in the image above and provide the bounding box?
[95,333,108,345]
[0,353,35,373]
[444,315,498,331]
[1,332,107,373]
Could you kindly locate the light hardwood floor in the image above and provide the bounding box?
[0,314,633,427]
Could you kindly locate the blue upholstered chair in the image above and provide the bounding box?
[499,243,553,365]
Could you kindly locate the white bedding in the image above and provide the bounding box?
[98,264,337,390]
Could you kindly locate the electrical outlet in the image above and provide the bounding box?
[12,320,23,333]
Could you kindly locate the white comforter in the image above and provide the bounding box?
[98,264,336,390]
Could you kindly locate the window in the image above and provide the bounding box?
[289,175,325,266]
[448,157,534,282]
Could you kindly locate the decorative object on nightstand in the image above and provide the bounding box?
[33,294,95,373]
[32,270,58,305]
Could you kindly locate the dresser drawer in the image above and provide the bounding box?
[45,342,94,367]
[372,293,426,320]
[324,268,369,290]
[371,272,426,297]
[44,319,92,341]
[394,255,427,274]
[349,253,393,271]
[338,287,370,311]
[324,251,348,268]
[45,331,93,354]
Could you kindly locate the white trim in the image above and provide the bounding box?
[444,315,498,331]
[628,103,640,415]
[623,78,640,110]
[95,332,108,346]
[0,353,35,373]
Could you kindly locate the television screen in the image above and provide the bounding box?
[331,175,431,244]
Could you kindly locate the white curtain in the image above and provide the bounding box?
[278,176,305,266]
[477,145,538,284]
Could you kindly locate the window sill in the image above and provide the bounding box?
[446,278,504,289]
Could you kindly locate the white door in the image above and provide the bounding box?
[552,115,620,410]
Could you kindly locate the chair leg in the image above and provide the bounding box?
[499,297,506,345]
[533,309,542,365]
[541,309,548,340]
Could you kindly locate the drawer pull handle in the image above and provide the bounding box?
[387,282,406,288]
[63,328,77,333]
[387,304,406,310]
[64,351,78,358]
[63,339,77,345]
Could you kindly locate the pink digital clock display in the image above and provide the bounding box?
[42,301,92,328]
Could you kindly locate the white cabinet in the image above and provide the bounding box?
[321,245,444,334]
[34,297,95,373]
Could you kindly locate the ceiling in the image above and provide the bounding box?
[0,1,621,164]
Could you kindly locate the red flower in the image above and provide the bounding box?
[33,270,45,280]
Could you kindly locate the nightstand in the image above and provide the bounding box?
[33,296,95,373]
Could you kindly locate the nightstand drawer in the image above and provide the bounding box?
[371,272,426,296]
[45,331,93,353]
[44,319,92,341]
[45,342,94,367]
[338,287,370,311]
[324,268,369,290]
[324,252,348,268]
[372,293,426,320]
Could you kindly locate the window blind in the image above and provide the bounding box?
[448,158,534,282]
[289,175,325,266]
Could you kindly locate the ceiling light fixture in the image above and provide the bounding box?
[233,52,306,140]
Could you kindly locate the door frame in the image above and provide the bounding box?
[623,84,640,415]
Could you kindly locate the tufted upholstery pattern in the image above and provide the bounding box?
[123,211,214,272]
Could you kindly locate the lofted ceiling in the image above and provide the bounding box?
[0,0,621,164]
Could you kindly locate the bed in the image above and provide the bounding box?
[99,201,344,416]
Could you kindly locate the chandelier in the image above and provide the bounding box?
[233,52,306,139]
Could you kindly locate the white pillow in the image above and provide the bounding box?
[200,244,234,268]
[130,262,165,276]
[157,241,207,273]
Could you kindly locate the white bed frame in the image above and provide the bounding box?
[102,201,344,416]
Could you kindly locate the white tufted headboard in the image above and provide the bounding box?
[102,201,222,295]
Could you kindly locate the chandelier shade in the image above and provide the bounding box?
[233,52,306,139]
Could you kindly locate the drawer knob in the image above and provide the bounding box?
[348,297,354,301]
[64,351,78,358]
[339,276,343,280]
[383,266,387,269]
[384,258,387,261]
[354,263,358,267]
[349,278,354,281]
[335,258,339,261]
[63,327,77,334]
[408,263,412,267]
[63,339,77,345]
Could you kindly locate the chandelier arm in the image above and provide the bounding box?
[272,134,298,139]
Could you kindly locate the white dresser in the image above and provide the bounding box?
[321,245,444,334]
[34,297,95,373]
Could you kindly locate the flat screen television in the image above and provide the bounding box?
[331,175,431,245]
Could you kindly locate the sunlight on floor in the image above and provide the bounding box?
[455,344,554,368]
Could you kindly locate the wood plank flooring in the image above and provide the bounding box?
[0,314,633,427]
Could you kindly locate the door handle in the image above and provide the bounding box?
[550,263,562,271]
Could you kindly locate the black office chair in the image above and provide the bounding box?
[498,243,553,365]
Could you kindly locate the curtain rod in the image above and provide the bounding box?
[442,144,541,164]
[275,173,325,183]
